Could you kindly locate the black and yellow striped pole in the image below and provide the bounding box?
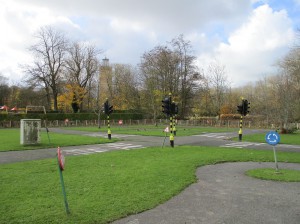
[168,93,175,147]
[237,97,250,142]
[172,116,177,136]
[162,93,177,147]
[170,114,174,147]
[107,115,111,140]
[104,98,113,140]
[172,102,178,136]
[239,115,243,141]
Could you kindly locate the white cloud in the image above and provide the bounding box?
[0,0,79,83]
[198,4,295,87]
[10,0,252,36]
[0,0,298,87]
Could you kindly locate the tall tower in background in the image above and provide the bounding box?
[99,58,112,104]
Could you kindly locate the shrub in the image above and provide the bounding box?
[0,112,143,122]
[280,127,298,134]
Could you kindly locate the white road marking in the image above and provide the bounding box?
[221,142,266,148]
[83,133,135,138]
[193,133,227,139]
[64,143,145,156]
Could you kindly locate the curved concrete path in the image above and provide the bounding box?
[112,162,300,224]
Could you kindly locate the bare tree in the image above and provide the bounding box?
[65,42,85,85]
[24,26,68,111]
[140,45,178,119]
[111,64,141,110]
[140,36,200,119]
[0,74,10,106]
[171,34,199,117]
[85,45,101,110]
[24,61,52,109]
[206,60,229,117]
[277,47,300,126]
[141,45,179,95]
[65,42,101,111]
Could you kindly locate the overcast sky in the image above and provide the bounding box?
[1,0,299,87]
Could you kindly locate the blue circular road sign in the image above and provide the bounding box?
[265,131,280,146]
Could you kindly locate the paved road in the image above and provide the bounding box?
[1,128,300,164]
[112,162,300,224]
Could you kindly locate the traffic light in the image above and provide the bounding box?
[104,100,109,115]
[171,102,179,115]
[237,99,250,116]
[162,97,171,115]
[237,104,243,115]
[170,102,175,115]
[242,99,250,116]
[108,105,113,115]
[174,104,179,115]
[103,99,113,115]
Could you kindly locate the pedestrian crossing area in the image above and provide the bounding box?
[64,143,145,156]
[220,142,266,148]
[193,133,230,139]
[220,142,300,149]
[65,147,108,156]
[83,133,135,138]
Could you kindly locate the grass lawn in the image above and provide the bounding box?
[1,146,300,224]
[246,168,300,182]
[64,125,237,136]
[232,131,300,145]
[0,129,116,152]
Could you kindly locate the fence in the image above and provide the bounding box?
[1,118,299,129]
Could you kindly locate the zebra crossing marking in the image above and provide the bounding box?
[83,133,135,138]
[221,142,266,148]
[104,142,145,150]
[65,148,107,156]
[193,133,227,139]
[215,135,226,139]
[64,143,145,156]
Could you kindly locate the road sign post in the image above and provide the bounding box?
[57,147,70,215]
[162,126,169,148]
[265,131,281,172]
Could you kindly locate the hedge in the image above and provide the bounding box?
[0,112,143,121]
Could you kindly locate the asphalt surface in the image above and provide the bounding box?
[1,128,300,164]
[1,128,300,224]
[113,162,300,224]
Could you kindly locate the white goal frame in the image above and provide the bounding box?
[25,106,46,114]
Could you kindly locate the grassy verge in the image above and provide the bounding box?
[1,146,300,224]
[63,125,237,136]
[0,129,116,152]
[232,131,300,145]
[246,168,300,182]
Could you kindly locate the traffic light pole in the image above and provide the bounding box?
[239,115,243,141]
[107,115,111,140]
[237,98,250,142]
[162,93,178,148]
[172,116,176,136]
[104,99,113,140]
[170,115,174,147]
